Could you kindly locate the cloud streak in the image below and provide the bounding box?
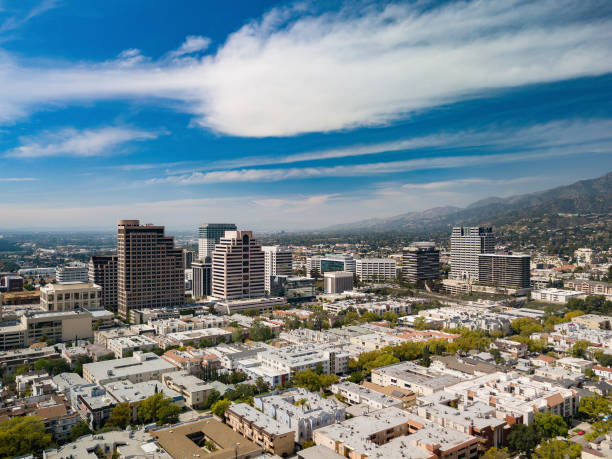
[5,126,160,158]
[0,1,610,136]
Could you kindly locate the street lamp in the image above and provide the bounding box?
[234,442,240,459]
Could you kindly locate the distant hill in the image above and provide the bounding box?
[323,171,612,233]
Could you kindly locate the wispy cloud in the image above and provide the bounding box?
[5,126,160,158]
[169,35,211,58]
[399,176,543,190]
[0,0,60,34]
[0,177,37,181]
[0,1,610,135]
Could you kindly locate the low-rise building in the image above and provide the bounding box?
[330,381,402,409]
[226,403,295,456]
[371,361,461,395]
[103,379,184,420]
[491,339,528,359]
[214,297,286,315]
[82,351,176,385]
[531,288,585,303]
[257,344,349,379]
[162,371,213,409]
[107,334,158,358]
[324,271,353,294]
[40,282,101,311]
[360,381,416,408]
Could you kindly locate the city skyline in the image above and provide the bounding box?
[1,0,611,230]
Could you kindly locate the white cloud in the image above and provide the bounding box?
[0,0,59,34]
[0,177,37,181]
[169,35,211,57]
[0,1,610,135]
[5,126,159,158]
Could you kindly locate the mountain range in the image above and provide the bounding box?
[323,171,612,233]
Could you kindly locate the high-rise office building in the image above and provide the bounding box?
[306,254,356,277]
[89,255,118,311]
[192,257,212,299]
[324,271,354,294]
[183,249,195,269]
[262,246,293,292]
[355,258,397,281]
[117,220,184,320]
[211,230,265,300]
[198,223,237,260]
[478,253,531,289]
[450,227,495,281]
[402,243,440,284]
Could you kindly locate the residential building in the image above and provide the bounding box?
[263,246,293,292]
[402,242,440,284]
[107,334,158,358]
[531,288,584,303]
[162,371,214,409]
[254,388,345,443]
[575,248,596,266]
[573,314,612,330]
[564,279,612,296]
[197,223,237,260]
[116,219,184,320]
[55,265,88,284]
[128,307,180,325]
[151,417,262,459]
[330,381,402,409]
[104,379,184,420]
[371,361,461,395]
[257,344,349,379]
[211,230,265,300]
[360,381,416,408]
[161,347,220,375]
[192,257,212,298]
[450,226,495,281]
[153,327,231,349]
[226,403,295,456]
[82,351,176,385]
[88,255,118,311]
[270,275,316,302]
[40,282,101,311]
[355,258,396,281]
[313,406,479,459]
[490,339,528,359]
[0,346,60,374]
[324,271,353,294]
[478,253,531,289]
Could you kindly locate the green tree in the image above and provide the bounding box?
[347,371,364,384]
[413,316,429,330]
[293,369,338,392]
[137,393,181,425]
[570,340,590,358]
[481,447,510,459]
[211,399,231,421]
[202,389,221,410]
[534,412,568,439]
[106,402,131,429]
[507,423,541,455]
[0,416,53,458]
[510,317,543,336]
[69,419,92,441]
[533,439,581,459]
[579,395,611,420]
[231,328,243,343]
[249,322,273,342]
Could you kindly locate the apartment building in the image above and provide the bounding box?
[214,296,285,315]
[564,279,612,296]
[360,381,416,408]
[572,314,612,330]
[198,223,237,260]
[257,344,349,379]
[117,219,184,320]
[330,381,402,409]
[254,388,345,443]
[162,371,213,409]
[82,351,176,385]
[88,255,118,311]
[263,246,293,292]
[531,288,584,303]
[478,253,531,289]
[371,361,461,395]
[355,258,396,281]
[450,226,495,281]
[226,403,295,456]
[0,346,60,374]
[107,334,158,358]
[324,271,353,294]
[40,282,101,311]
[211,230,265,300]
[55,265,89,284]
[402,242,440,284]
[313,406,479,459]
[104,379,184,421]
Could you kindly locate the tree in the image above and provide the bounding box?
[347,371,364,383]
[534,412,568,439]
[231,328,243,343]
[382,311,398,325]
[249,322,273,342]
[596,353,612,368]
[69,419,92,441]
[511,318,543,336]
[202,389,221,410]
[293,369,338,392]
[33,358,71,376]
[106,402,131,429]
[211,399,231,421]
[0,416,53,458]
[413,316,429,330]
[482,447,510,459]
[507,423,540,455]
[255,377,268,394]
[579,395,611,420]
[137,393,181,425]
[533,439,581,459]
[570,340,590,358]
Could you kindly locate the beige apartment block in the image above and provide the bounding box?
[40,283,102,311]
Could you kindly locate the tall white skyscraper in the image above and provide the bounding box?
[449,226,495,281]
[198,223,237,260]
[211,230,265,300]
[262,246,293,292]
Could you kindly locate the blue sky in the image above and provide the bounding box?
[1,0,611,231]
